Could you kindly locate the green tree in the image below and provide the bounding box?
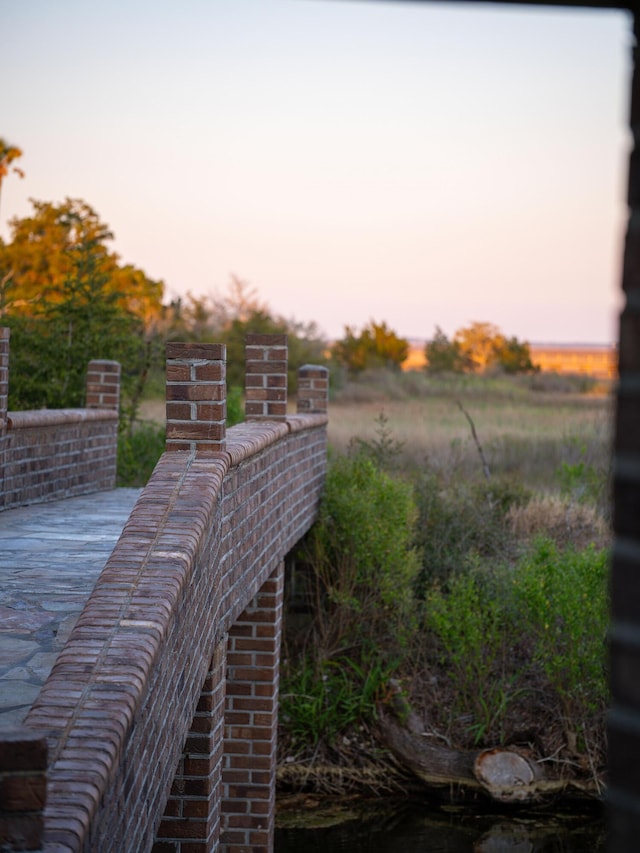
[0,198,165,419]
[493,335,538,374]
[168,277,327,393]
[424,326,467,373]
[331,320,408,375]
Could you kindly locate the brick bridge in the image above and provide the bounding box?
[0,331,329,852]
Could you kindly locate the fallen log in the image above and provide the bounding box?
[378,713,599,804]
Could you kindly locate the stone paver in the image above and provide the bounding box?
[0,489,141,730]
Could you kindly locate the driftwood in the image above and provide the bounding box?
[378,706,599,804]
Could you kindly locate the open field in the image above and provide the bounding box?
[138,371,613,494]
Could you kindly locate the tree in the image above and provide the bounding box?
[0,198,165,417]
[0,139,24,218]
[424,326,467,373]
[454,322,505,373]
[167,277,328,393]
[494,336,538,374]
[331,320,409,374]
[0,198,164,327]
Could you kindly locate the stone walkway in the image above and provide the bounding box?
[0,488,142,730]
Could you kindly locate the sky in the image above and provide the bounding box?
[2,0,633,345]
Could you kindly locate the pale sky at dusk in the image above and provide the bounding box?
[2,0,633,344]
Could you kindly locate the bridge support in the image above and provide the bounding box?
[221,563,284,853]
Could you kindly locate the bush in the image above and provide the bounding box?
[413,471,528,584]
[117,421,165,486]
[301,449,421,655]
[512,538,609,720]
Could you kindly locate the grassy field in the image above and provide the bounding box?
[328,371,613,495]
[139,370,613,495]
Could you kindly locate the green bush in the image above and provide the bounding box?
[512,538,609,718]
[413,471,527,584]
[424,562,518,744]
[117,421,165,486]
[281,654,397,751]
[303,449,421,654]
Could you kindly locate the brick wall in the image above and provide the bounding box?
[0,336,120,510]
[17,341,328,852]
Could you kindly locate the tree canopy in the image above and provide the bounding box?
[425,322,537,375]
[0,198,165,414]
[331,320,409,375]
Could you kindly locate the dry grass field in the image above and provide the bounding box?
[139,369,613,495]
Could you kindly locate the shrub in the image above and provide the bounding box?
[511,538,609,721]
[280,654,397,751]
[424,562,518,744]
[117,421,165,486]
[301,449,421,656]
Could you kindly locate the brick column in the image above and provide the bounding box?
[85,359,121,410]
[297,364,329,414]
[166,343,226,452]
[0,730,47,852]
[221,562,284,853]
[609,12,640,850]
[154,639,227,852]
[245,334,287,421]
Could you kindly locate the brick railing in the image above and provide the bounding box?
[0,328,121,510]
[1,337,329,852]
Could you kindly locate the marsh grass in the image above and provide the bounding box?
[329,376,612,494]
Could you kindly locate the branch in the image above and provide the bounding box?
[455,400,491,480]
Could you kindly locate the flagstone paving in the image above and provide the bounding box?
[0,488,142,729]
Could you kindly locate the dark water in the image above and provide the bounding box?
[275,801,606,852]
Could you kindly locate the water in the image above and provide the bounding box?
[275,800,606,852]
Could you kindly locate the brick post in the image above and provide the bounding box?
[245,334,287,421]
[221,562,284,853]
[297,364,329,414]
[154,639,227,852]
[0,730,47,851]
[85,359,121,410]
[609,12,640,850]
[166,343,226,452]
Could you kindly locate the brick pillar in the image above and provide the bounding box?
[245,334,287,421]
[0,730,47,851]
[609,12,640,850]
[221,562,284,853]
[166,343,226,452]
[85,359,121,410]
[297,365,329,414]
[154,639,227,852]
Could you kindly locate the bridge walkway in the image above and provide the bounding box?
[0,488,141,730]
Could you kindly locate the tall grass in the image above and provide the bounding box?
[281,371,612,781]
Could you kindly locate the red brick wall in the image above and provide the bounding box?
[0,342,120,510]
[22,413,327,851]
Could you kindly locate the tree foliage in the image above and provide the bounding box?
[0,198,165,416]
[331,320,408,375]
[425,322,537,375]
[424,326,468,374]
[0,139,24,216]
[166,276,327,392]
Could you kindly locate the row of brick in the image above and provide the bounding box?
[0,332,121,510]
[2,336,328,852]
